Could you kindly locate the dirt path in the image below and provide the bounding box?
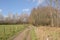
[13,26,31,40]
[25,30,31,40]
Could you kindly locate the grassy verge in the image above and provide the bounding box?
[35,26,60,40]
[0,24,27,40]
[30,27,37,40]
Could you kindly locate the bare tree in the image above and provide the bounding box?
[0,13,4,23]
[55,0,59,27]
[5,12,14,24]
[49,0,54,27]
[20,12,29,24]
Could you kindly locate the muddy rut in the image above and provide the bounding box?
[13,26,31,40]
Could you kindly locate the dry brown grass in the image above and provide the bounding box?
[34,26,60,40]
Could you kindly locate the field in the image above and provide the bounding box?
[34,26,60,40]
[0,24,27,40]
[0,25,60,40]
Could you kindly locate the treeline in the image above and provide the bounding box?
[0,13,29,24]
[0,0,60,27]
[0,6,60,27]
[29,0,60,27]
[29,6,60,26]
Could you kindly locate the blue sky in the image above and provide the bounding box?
[0,0,46,16]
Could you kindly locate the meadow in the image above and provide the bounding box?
[0,24,60,40]
[0,24,27,40]
[35,26,60,40]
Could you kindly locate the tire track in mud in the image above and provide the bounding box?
[13,26,32,40]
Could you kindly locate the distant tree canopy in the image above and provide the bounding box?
[0,6,60,27]
[0,12,29,24]
[29,6,60,26]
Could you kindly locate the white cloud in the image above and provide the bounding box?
[22,8,29,12]
[0,9,2,12]
[28,0,44,4]
[32,0,45,5]
[32,0,36,2]
[37,0,45,5]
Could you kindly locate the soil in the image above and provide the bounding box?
[13,26,31,40]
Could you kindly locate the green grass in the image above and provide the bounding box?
[30,27,37,40]
[0,24,27,40]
